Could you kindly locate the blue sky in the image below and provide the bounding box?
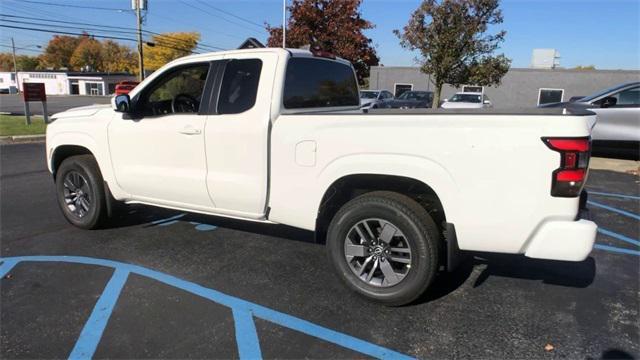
[1,0,639,70]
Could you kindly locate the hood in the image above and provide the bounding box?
[382,99,429,108]
[360,98,376,106]
[51,104,112,120]
[441,102,483,109]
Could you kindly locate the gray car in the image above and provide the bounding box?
[541,82,639,156]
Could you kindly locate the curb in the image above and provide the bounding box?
[0,134,45,143]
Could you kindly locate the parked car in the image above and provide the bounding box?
[540,82,639,157]
[379,90,434,108]
[47,48,597,306]
[0,88,10,94]
[360,90,393,109]
[441,92,492,109]
[114,81,139,95]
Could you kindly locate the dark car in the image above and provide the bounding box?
[380,91,434,109]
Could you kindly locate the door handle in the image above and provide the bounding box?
[179,127,201,135]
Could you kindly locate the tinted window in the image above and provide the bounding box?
[218,59,262,114]
[538,89,564,105]
[283,58,359,109]
[398,91,431,101]
[394,84,412,97]
[614,86,640,106]
[360,91,379,99]
[450,94,482,103]
[140,63,209,116]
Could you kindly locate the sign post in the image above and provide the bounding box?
[22,82,48,125]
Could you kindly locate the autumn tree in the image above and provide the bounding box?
[0,53,42,71]
[70,36,103,71]
[266,0,379,84]
[143,32,200,71]
[395,0,511,108]
[102,40,137,74]
[41,35,82,70]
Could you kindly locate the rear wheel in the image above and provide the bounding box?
[326,191,440,306]
[55,155,108,229]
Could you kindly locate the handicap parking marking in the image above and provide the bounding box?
[0,256,414,360]
[588,190,640,201]
[597,228,640,247]
[588,201,640,221]
[149,214,218,232]
[594,244,640,256]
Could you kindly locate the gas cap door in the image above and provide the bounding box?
[295,140,317,167]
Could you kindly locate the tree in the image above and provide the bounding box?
[572,65,596,70]
[0,53,15,71]
[266,0,379,84]
[16,55,41,71]
[41,35,82,69]
[395,0,511,108]
[102,40,137,74]
[70,36,103,71]
[143,32,200,71]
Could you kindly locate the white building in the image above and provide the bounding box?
[530,48,561,69]
[0,71,136,95]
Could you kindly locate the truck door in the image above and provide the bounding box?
[108,62,215,209]
[203,53,277,218]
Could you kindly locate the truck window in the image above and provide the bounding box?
[139,63,210,116]
[283,57,359,109]
[218,59,262,115]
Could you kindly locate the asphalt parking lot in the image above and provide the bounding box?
[0,95,110,115]
[1,142,638,359]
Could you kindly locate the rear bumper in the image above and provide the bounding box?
[524,218,597,261]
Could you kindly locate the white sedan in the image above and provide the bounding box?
[441,92,492,109]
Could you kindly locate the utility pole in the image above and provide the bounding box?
[135,0,145,81]
[282,0,286,48]
[11,37,19,93]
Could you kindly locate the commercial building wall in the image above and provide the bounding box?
[369,66,640,108]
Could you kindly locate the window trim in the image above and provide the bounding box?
[537,88,564,106]
[394,83,413,97]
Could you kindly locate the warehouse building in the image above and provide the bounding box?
[369,66,640,108]
[0,71,136,96]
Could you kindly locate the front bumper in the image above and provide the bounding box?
[524,218,597,261]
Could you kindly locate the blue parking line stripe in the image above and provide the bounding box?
[1,256,414,360]
[598,228,640,247]
[233,309,262,360]
[589,191,640,201]
[68,268,129,360]
[150,213,186,225]
[587,201,640,221]
[0,259,19,278]
[594,244,640,256]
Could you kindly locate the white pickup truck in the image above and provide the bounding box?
[46,48,597,305]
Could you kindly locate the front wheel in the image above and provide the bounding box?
[326,191,440,306]
[55,155,108,229]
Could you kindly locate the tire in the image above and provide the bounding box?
[326,191,440,306]
[55,155,108,229]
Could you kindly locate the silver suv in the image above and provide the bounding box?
[542,82,639,157]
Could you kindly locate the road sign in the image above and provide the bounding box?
[22,82,48,125]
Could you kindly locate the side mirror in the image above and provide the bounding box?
[443,98,448,102]
[600,96,617,108]
[112,94,132,113]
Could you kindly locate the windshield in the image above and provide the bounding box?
[360,91,379,99]
[450,94,481,103]
[579,83,635,102]
[398,91,430,100]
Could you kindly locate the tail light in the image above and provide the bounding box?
[542,137,591,197]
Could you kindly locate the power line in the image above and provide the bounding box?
[0,24,201,54]
[194,0,266,30]
[14,0,130,12]
[0,14,225,52]
[0,44,43,54]
[178,0,265,37]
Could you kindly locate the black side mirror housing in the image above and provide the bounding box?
[600,96,617,108]
[113,94,132,113]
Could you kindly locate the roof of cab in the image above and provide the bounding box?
[173,47,352,66]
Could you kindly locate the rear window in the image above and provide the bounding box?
[283,57,359,109]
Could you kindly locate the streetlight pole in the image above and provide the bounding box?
[11,37,19,93]
[282,0,286,48]
[135,0,145,81]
